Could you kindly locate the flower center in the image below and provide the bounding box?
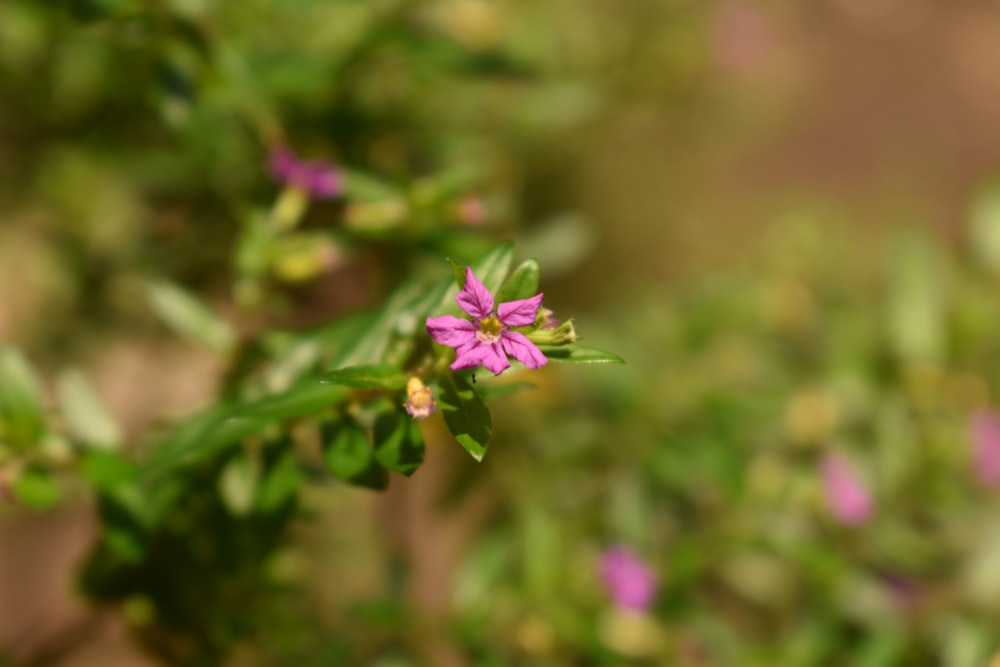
[475,314,504,344]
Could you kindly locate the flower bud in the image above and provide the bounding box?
[526,317,577,346]
[404,377,436,419]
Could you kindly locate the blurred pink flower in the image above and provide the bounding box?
[821,453,873,526]
[599,546,657,612]
[971,410,1000,486]
[457,195,486,226]
[268,145,343,200]
[426,267,548,376]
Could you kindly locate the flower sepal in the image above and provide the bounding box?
[525,318,577,346]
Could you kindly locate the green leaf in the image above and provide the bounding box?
[13,467,59,510]
[56,368,122,450]
[81,451,136,491]
[318,364,407,390]
[969,184,1000,274]
[449,258,466,288]
[471,242,516,296]
[236,382,350,421]
[335,282,425,367]
[496,258,541,304]
[886,234,946,364]
[103,525,145,563]
[146,280,236,354]
[340,168,403,202]
[474,381,537,399]
[321,419,387,489]
[0,345,46,450]
[144,382,350,479]
[437,372,491,461]
[218,453,259,516]
[373,406,425,476]
[257,451,302,512]
[536,344,625,364]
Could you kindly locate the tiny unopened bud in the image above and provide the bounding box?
[405,377,436,419]
[526,317,577,346]
[537,307,558,331]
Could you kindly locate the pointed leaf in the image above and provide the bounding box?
[318,364,408,390]
[321,418,387,489]
[374,406,425,476]
[449,258,466,288]
[497,258,541,305]
[56,368,122,450]
[438,371,491,461]
[471,242,516,296]
[236,382,350,421]
[536,344,625,364]
[146,281,235,353]
[145,382,350,478]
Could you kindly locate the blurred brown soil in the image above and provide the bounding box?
[582,0,1000,290]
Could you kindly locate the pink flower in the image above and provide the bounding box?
[268,145,343,200]
[426,268,548,376]
[821,453,873,526]
[971,410,1000,486]
[599,546,657,612]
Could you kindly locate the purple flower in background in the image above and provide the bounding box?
[457,195,486,226]
[426,268,548,376]
[268,145,343,200]
[821,453,873,526]
[599,546,657,612]
[971,410,1000,486]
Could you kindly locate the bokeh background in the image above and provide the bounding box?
[5,0,1000,665]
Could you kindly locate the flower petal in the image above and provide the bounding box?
[501,331,548,369]
[451,341,487,370]
[304,161,342,200]
[480,343,510,375]
[269,145,297,183]
[456,268,494,319]
[498,293,544,327]
[427,315,477,347]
